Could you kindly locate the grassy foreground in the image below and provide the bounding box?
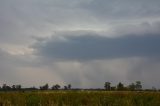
[0,91,160,106]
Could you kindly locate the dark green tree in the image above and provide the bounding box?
[40,83,49,90]
[55,84,61,90]
[135,81,142,90]
[2,84,11,91]
[52,84,61,90]
[68,84,72,89]
[104,82,111,90]
[117,82,124,91]
[128,83,136,91]
[12,85,16,90]
[64,86,68,90]
[16,85,21,90]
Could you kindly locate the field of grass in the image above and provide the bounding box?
[0,91,160,106]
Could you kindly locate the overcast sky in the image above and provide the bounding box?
[1,0,160,88]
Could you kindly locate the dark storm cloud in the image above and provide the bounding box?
[33,34,160,61]
[1,0,160,88]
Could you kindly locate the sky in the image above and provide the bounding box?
[0,0,160,89]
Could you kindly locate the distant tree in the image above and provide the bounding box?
[152,86,157,91]
[52,84,61,90]
[117,82,124,91]
[128,83,136,91]
[135,81,142,90]
[12,85,16,90]
[26,86,37,90]
[16,85,21,90]
[63,84,72,90]
[64,86,68,90]
[111,86,116,91]
[44,83,49,90]
[104,82,111,90]
[68,84,71,90]
[2,84,7,90]
[55,84,61,90]
[51,85,55,90]
[40,83,49,90]
[2,84,11,91]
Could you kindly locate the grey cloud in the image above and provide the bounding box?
[33,33,160,61]
[126,58,160,88]
[80,0,160,20]
[1,0,160,45]
[0,49,22,85]
[1,38,160,88]
[1,0,160,88]
[112,22,160,36]
[0,48,64,87]
[0,0,94,45]
[44,58,160,88]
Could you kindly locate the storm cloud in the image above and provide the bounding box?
[33,33,160,61]
[1,0,160,88]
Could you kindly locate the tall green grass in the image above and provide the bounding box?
[0,91,160,106]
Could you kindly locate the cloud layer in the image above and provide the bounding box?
[1,0,160,88]
[33,33,160,61]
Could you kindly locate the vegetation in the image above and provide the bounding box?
[0,81,143,91]
[0,91,160,106]
[0,81,160,105]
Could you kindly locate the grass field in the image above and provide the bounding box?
[0,91,160,106]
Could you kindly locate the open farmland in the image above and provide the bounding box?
[0,91,160,106]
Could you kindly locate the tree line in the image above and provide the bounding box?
[0,83,72,91]
[104,81,142,91]
[0,81,158,91]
